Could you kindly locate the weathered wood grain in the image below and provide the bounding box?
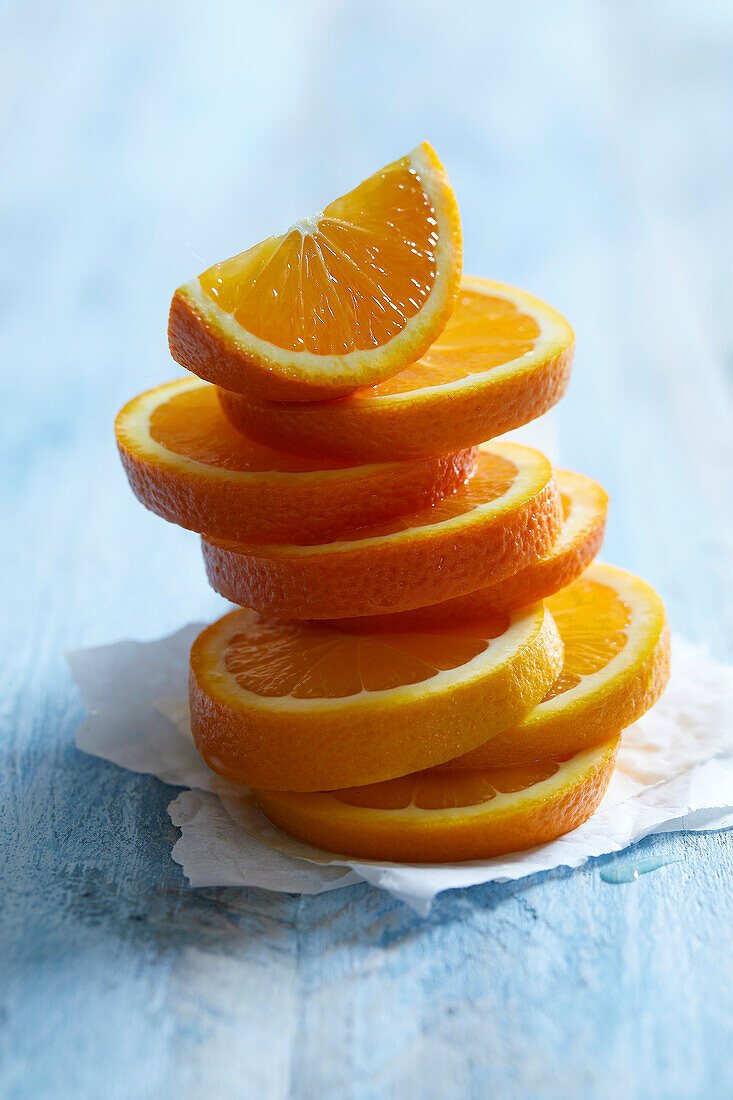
[1,1,731,1096]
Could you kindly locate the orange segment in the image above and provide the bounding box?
[253,736,620,862]
[201,441,564,619]
[189,601,563,792]
[450,563,670,768]
[218,277,574,460]
[328,469,607,631]
[115,378,477,544]
[168,143,462,401]
[199,174,438,355]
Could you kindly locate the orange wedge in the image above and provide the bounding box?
[189,601,562,792]
[219,277,575,460]
[451,563,670,768]
[168,143,462,402]
[201,442,563,619]
[115,377,477,544]
[253,736,619,862]
[328,469,607,632]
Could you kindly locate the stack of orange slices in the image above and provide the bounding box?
[116,144,670,864]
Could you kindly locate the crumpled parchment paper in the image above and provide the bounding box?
[68,627,733,914]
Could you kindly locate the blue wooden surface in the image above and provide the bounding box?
[2,1,732,1096]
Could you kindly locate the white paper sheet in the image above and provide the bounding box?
[68,628,733,914]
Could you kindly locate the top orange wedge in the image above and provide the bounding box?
[169,143,462,402]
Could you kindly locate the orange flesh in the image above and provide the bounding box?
[330,451,516,542]
[332,760,560,810]
[542,577,632,700]
[354,288,540,398]
[149,385,346,473]
[223,613,510,700]
[198,162,439,355]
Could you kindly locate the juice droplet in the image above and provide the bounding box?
[600,856,680,884]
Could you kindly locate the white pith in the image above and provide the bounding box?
[288,212,324,236]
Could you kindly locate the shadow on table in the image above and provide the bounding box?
[4,737,726,971]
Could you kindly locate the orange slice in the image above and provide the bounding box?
[189,601,563,792]
[168,143,462,402]
[219,277,574,460]
[253,736,619,862]
[328,469,607,632]
[450,563,670,768]
[115,377,477,544]
[201,442,563,619]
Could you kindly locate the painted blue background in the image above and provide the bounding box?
[1,1,732,1096]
